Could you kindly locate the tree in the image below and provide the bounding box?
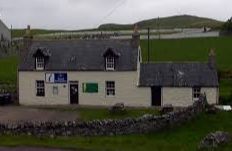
[220,17,232,36]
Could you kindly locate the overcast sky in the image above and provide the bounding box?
[0,0,231,30]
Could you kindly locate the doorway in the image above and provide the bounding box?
[69,82,79,104]
[151,86,162,106]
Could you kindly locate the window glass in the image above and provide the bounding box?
[106,81,115,96]
[36,80,45,97]
[106,56,115,70]
[193,87,201,101]
[36,57,44,70]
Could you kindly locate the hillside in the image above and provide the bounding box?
[12,29,69,38]
[98,15,224,30]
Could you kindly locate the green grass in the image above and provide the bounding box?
[220,79,232,98]
[1,111,232,151]
[78,107,159,121]
[141,37,232,70]
[35,106,159,121]
[0,55,18,84]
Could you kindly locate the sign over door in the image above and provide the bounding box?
[46,73,68,83]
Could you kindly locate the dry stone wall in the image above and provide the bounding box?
[0,96,207,137]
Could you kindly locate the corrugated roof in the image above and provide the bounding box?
[139,62,219,87]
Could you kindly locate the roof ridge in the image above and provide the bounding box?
[31,39,131,42]
[141,61,208,64]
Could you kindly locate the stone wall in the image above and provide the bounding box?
[0,96,207,137]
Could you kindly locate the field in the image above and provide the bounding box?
[0,111,232,151]
[0,55,18,84]
[141,37,232,70]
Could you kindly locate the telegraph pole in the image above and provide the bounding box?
[158,16,161,40]
[147,27,150,62]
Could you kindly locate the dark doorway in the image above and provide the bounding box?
[70,82,79,104]
[151,86,162,106]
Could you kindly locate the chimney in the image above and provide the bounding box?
[20,25,33,62]
[131,24,140,48]
[208,48,216,69]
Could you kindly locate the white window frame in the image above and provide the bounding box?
[36,57,45,70]
[36,80,45,97]
[106,81,115,97]
[193,87,201,101]
[106,56,115,71]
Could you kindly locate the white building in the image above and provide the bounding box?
[0,19,11,42]
[18,30,219,107]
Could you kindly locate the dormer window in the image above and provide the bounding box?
[36,56,45,70]
[33,47,51,71]
[106,56,115,71]
[103,48,120,71]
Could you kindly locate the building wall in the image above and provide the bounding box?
[201,87,219,104]
[162,88,193,107]
[19,71,151,107]
[0,20,11,41]
[162,87,218,107]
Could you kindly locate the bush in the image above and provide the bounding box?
[220,17,232,36]
[219,92,232,105]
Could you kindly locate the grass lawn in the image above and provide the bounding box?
[141,37,232,70]
[78,107,159,121]
[35,106,159,121]
[0,55,18,84]
[0,111,232,151]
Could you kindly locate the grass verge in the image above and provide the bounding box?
[0,111,232,151]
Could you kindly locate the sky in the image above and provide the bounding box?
[0,0,231,30]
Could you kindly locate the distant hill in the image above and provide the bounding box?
[12,28,97,38]
[98,15,224,30]
[12,29,69,38]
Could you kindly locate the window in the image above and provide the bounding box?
[36,57,44,70]
[36,80,45,97]
[106,81,115,96]
[106,56,115,70]
[193,87,201,101]
[53,86,58,95]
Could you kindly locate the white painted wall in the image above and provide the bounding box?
[201,88,219,104]
[162,87,218,107]
[19,71,151,107]
[0,20,11,41]
[19,70,218,107]
[162,88,193,107]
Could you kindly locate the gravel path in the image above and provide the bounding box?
[0,106,80,123]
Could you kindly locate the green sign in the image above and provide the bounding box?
[83,83,98,93]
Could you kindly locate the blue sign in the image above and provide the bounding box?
[46,73,67,83]
[54,73,67,83]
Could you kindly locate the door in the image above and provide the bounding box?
[151,86,162,106]
[70,82,79,104]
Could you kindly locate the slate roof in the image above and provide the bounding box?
[19,40,138,71]
[139,62,219,87]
